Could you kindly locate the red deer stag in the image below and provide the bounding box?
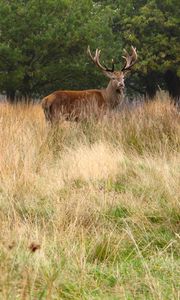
[42,46,137,122]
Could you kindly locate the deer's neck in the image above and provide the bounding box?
[103,80,124,109]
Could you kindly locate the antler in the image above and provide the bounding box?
[121,46,137,71]
[87,46,114,72]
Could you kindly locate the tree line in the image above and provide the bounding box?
[0,0,179,102]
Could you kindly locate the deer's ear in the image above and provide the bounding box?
[103,71,114,79]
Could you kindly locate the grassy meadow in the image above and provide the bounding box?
[0,94,180,299]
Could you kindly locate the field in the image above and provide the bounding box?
[0,94,179,299]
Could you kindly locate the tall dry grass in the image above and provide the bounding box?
[0,95,179,299]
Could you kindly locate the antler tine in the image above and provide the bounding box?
[87,46,114,72]
[121,45,137,71]
[87,45,94,62]
[95,48,108,71]
[132,46,137,59]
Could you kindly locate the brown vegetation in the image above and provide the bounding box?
[0,94,179,299]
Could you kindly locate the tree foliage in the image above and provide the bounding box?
[0,0,179,101]
[103,0,180,97]
[0,0,116,101]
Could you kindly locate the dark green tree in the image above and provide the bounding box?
[99,0,180,98]
[0,0,116,101]
[114,0,180,97]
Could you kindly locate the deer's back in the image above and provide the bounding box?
[42,89,106,121]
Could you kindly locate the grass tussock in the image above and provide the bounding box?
[0,95,180,299]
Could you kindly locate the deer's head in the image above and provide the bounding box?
[87,46,137,94]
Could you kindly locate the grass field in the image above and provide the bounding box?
[0,94,179,299]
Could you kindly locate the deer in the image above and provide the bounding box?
[42,46,137,122]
